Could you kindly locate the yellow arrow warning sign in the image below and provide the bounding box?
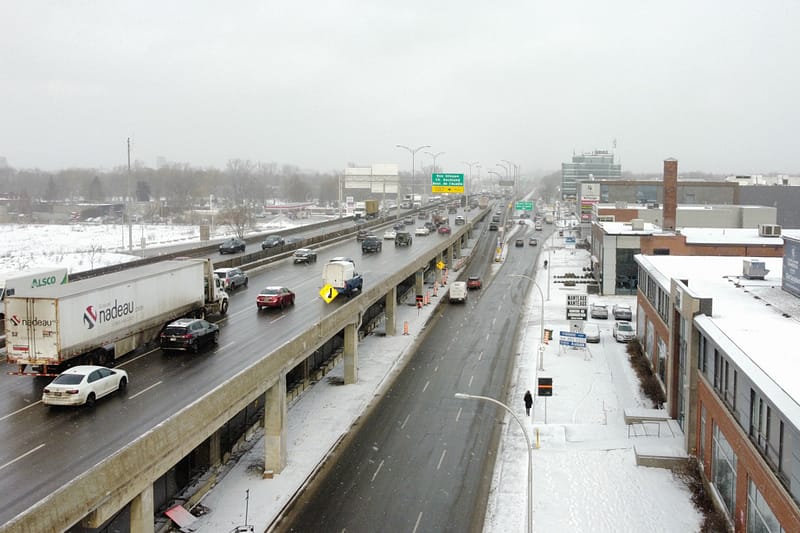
[320,284,338,303]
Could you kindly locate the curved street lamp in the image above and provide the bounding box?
[425,151,445,175]
[396,144,431,204]
[454,392,534,533]
[510,274,546,372]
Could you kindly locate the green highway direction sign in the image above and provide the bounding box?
[515,201,533,211]
[431,173,464,193]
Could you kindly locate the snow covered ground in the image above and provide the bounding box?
[0,221,702,532]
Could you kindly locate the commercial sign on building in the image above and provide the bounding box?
[783,236,800,297]
[565,306,587,320]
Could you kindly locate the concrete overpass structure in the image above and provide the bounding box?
[0,217,480,533]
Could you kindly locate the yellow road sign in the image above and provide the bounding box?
[436,261,445,270]
[320,284,338,303]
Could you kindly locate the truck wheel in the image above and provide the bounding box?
[85,393,96,408]
[220,300,229,315]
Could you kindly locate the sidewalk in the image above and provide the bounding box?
[188,229,702,533]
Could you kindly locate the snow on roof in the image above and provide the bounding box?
[598,220,661,235]
[680,227,800,245]
[636,254,800,424]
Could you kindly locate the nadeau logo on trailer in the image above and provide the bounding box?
[83,299,136,330]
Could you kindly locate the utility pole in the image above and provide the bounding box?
[127,137,133,251]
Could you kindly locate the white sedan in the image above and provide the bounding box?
[42,365,129,407]
[383,230,396,240]
[415,227,431,236]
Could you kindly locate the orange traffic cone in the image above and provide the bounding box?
[403,321,409,335]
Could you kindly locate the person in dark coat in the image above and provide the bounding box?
[524,390,533,416]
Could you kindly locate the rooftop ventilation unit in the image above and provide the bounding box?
[630,219,645,231]
[742,258,769,280]
[758,224,782,237]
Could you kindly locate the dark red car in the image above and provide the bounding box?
[467,276,482,290]
[437,225,452,235]
[256,286,295,310]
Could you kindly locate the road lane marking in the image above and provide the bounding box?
[456,407,462,422]
[412,512,423,533]
[478,351,483,361]
[371,459,384,483]
[468,375,474,388]
[400,414,410,429]
[121,348,159,366]
[0,443,45,472]
[0,401,41,422]
[433,365,439,372]
[422,380,430,393]
[436,449,447,470]
[270,315,287,323]
[128,380,162,400]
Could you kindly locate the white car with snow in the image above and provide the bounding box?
[415,227,430,236]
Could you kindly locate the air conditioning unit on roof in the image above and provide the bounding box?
[743,258,769,280]
[758,224,781,237]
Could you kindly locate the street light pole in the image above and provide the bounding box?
[510,274,546,371]
[462,161,479,218]
[425,151,445,175]
[454,392,533,533]
[396,144,430,205]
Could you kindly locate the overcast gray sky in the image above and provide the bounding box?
[2,1,799,176]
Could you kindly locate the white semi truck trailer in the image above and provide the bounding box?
[5,259,229,376]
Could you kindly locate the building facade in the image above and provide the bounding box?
[635,251,800,532]
[561,150,620,200]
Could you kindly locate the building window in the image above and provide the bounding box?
[747,479,783,533]
[714,350,721,389]
[712,423,737,516]
[699,335,707,374]
[653,248,670,255]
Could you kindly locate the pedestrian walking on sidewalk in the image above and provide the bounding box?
[524,390,533,416]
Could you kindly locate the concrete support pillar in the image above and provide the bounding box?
[301,357,310,388]
[344,322,358,384]
[415,270,424,298]
[264,376,287,474]
[446,246,454,268]
[208,428,222,467]
[385,287,397,336]
[454,238,462,258]
[129,484,154,533]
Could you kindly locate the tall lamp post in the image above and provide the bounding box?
[461,160,479,200]
[510,274,546,371]
[425,151,445,175]
[396,144,430,205]
[454,392,533,533]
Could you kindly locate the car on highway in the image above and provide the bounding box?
[403,216,414,225]
[613,321,636,342]
[41,365,129,407]
[515,238,524,247]
[329,256,355,265]
[454,215,465,225]
[261,235,285,249]
[256,286,296,310]
[292,248,317,264]
[590,303,608,319]
[529,237,538,246]
[437,225,451,235]
[583,323,600,343]
[160,318,220,353]
[383,230,397,240]
[613,303,633,321]
[356,229,370,241]
[467,276,482,290]
[361,236,382,253]
[393,223,405,231]
[415,226,430,236]
[535,222,543,231]
[214,267,248,291]
[395,231,412,247]
[219,237,246,254]
[489,223,499,231]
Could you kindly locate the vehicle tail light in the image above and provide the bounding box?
[66,389,80,395]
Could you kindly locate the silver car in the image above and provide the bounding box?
[613,321,635,342]
[590,304,608,319]
[612,304,632,321]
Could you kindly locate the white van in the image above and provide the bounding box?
[449,281,468,304]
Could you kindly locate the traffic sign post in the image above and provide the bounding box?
[431,173,464,193]
[515,201,533,211]
[537,377,553,423]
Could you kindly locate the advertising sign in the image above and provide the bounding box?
[559,330,587,347]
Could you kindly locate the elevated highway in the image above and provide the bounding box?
[0,205,493,532]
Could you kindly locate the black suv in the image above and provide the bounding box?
[361,236,382,253]
[395,231,412,247]
[261,235,285,249]
[160,318,219,353]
